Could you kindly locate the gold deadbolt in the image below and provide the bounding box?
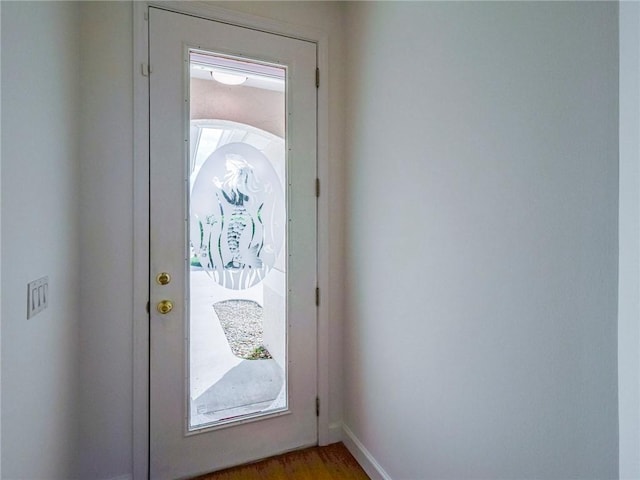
[156,272,171,285]
[157,300,174,315]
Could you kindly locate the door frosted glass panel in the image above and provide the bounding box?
[188,51,287,430]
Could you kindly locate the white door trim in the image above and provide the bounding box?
[132,3,331,478]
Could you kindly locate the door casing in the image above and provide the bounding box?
[132,2,331,478]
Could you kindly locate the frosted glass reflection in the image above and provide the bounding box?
[191,142,284,290]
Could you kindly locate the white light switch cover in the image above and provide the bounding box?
[27,276,48,319]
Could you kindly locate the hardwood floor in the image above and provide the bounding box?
[192,442,370,479]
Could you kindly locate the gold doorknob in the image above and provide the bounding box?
[156,272,171,285]
[157,300,174,314]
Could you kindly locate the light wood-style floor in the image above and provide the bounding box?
[192,442,370,480]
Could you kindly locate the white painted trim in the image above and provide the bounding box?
[327,421,343,445]
[342,424,392,480]
[619,2,640,479]
[147,1,327,43]
[314,20,332,451]
[132,3,150,480]
[133,2,331,476]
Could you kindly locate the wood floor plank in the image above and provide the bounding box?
[192,442,370,480]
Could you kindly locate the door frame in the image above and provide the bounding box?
[132,3,331,478]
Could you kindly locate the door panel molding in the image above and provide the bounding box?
[132,3,331,479]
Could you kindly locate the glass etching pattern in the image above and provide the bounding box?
[188,50,287,430]
[191,142,285,290]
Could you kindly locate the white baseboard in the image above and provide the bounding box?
[328,421,343,444]
[342,424,392,480]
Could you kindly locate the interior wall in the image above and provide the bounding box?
[0,2,4,476]
[619,2,640,478]
[343,3,619,479]
[1,2,81,478]
[77,2,134,479]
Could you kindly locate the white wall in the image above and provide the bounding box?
[343,3,619,479]
[1,2,631,479]
[77,3,133,479]
[1,2,81,478]
[0,2,4,476]
[619,2,640,479]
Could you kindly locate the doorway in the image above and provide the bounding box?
[148,7,318,478]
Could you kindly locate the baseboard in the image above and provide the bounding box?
[342,424,392,480]
[327,421,343,444]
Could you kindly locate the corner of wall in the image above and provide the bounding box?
[619,2,640,479]
[0,0,3,476]
[77,2,134,478]
[341,424,392,480]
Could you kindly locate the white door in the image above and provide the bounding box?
[149,7,317,479]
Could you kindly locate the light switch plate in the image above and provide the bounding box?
[27,276,48,319]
